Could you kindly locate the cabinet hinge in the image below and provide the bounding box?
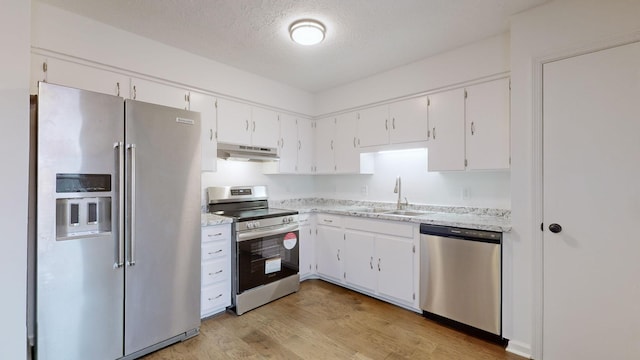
[42,62,48,73]
[464,89,468,99]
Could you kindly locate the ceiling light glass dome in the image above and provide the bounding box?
[289,19,325,46]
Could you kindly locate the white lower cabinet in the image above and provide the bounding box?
[200,224,231,318]
[315,214,344,283]
[298,214,315,280]
[314,213,419,310]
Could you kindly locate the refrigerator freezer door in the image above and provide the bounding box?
[123,100,201,355]
[36,83,125,360]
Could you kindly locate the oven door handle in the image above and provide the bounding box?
[237,224,300,242]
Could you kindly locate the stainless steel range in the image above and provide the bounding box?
[207,186,299,315]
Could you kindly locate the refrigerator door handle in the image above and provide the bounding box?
[115,142,125,268]
[127,143,137,266]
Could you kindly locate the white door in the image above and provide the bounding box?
[189,92,217,172]
[542,41,640,359]
[216,98,251,145]
[344,230,376,292]
[334,113,359,173]
[314,118,335,173]
[297,119,315,173]
[251,107,280,148]
[376,235,414,304]
[315,225,343,282]
[130,77,189,109]
[358,105,389,147]
[427,89,465,171]
[389,96,429,144]
[465,78,510,170]
[277,113,298,173]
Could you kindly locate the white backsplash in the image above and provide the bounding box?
[202,148,511,209]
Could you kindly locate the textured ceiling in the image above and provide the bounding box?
[37,0,550,93]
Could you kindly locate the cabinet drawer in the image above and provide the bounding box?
[202,226,229,243]
[202,241,227,261]
[202,258,228,286]
[201,282,229,313]
[316,213,341,227]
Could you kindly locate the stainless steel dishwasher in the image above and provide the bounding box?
[419,224,504,343]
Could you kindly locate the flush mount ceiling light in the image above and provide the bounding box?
[289,19,325,46]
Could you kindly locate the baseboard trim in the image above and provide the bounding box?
[506,340,532,359]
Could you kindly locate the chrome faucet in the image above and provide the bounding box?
[394,176,408,210]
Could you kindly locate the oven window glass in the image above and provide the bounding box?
[237,230,299,293]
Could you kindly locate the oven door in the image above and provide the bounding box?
[236,224,299,294]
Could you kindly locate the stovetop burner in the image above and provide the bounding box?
[207,185,297,222]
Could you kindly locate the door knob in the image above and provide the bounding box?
[549,223,562,233]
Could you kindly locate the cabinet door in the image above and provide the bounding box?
[358,105,390,147]
[189,92,217,172]
[277,113,298,173]
[389,96,429,144]
[376,235,414,304]
[465,78,510,170]
[315,225,343,282]
[37,56,128,98]
[299,223,314,279]
[427,89,465,171]
[314,118,335,173]
[297,119,315,174]
[344,230,376,292]
[251,107,280,148]
[217,98,251,145]
[130,77,189,109]
[334,113,359,173]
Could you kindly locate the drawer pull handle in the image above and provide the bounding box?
[208,233,223,237]
[208,249,223,255]
[324,219,333,223]
[208,294,223,301]
[208,270,223,275]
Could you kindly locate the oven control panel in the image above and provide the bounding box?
[246,221,260,229]
[282,216,295,224]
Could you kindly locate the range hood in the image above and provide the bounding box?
[217,143,279,162]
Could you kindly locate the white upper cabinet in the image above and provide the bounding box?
[427,88,466,171]
[297,119,315,173]
[389,96,429,144]
[314,118,336,174]
[426,78,511,172]
[31,55,129,98]
[189,92,217,172]
[251,107,280,148]
[334,113,360,173]
[130,77,190,110]
[217,100,279,148]
[358,105,390,147]
[276,113,298,173]
[465,78,510,170]
[216,98,252,145]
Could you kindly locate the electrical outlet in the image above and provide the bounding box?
[361,185,368,196]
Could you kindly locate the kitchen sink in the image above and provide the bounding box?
[384,210,433,216]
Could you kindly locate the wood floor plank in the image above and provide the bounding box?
[143,280,525,360]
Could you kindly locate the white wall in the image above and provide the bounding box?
[30,1,314,116]
[201,160,316,205]
[509,0,640,358]
[0,0,30,358]
[314,148,510,209]
[314,33,509,116]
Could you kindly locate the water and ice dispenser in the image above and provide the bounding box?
[55,174,112,240]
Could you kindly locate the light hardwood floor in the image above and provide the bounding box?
[143,280,525,359]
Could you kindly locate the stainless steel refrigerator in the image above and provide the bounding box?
[34,82,201,359]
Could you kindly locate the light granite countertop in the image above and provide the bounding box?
[201,213,234,226]
[270,198,511,232]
